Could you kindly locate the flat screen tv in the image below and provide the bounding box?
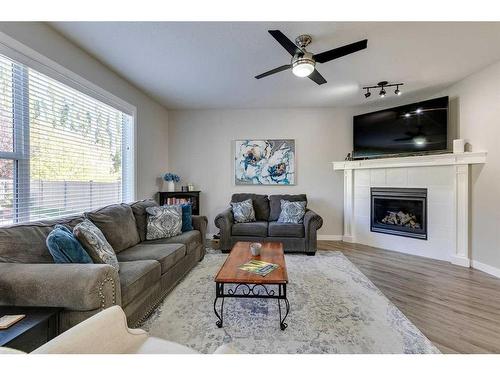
[353,96,449,159]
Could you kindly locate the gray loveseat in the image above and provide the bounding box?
[0,199,207,332]
[215,194,323,254]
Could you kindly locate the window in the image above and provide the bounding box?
[0,52,134,225]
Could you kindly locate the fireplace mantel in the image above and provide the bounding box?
[333,151,487,171]
[332,151,487,268]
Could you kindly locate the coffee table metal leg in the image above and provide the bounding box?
[278,284,290,330]
[214,282,224,328]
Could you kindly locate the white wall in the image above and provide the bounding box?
[0,22,169,200]
[168,108,353,236]
[438,60,500,271]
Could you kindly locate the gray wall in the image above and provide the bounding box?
[0,22,169,200]
[168,108,353,236]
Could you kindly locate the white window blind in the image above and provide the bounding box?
[0,52,134,225]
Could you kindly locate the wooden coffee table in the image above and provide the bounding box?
[214,241,290,330]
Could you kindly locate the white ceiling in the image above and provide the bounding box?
[49,22,500,110]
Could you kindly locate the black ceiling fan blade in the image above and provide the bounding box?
[268,30,302,56]
[313,39,368,64]
[308,69,327,85]
[255,64,292,79]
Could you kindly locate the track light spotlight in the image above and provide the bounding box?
[362,81,404,99]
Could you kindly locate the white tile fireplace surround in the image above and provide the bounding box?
[333,152,487,267]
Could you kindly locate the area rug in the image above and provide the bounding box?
[141,249,439,354]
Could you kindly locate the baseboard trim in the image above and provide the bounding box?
[318,235,343,241]
[450,255,471,268]
[342,235,355,243]
[471,260,500,278]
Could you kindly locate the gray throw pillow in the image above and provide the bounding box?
[73,219,119,271]
[277,200,307,224]
[146,205,182,240]
[231,199,256,223]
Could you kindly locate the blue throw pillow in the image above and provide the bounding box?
[46,224,93,264]
[181,203,193,232]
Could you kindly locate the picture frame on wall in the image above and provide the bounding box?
[234,139,295,185]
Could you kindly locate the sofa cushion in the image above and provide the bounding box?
[232,221,268,237]
[144,230,201,255]
[268,221,305,238]
[46,225,93,264]
[0,215,84,263]
[119,260,161,307]
[85,204,140,253]
[145,205,182,240]
[269,194,307,221]
[231,193,269,221]
[116,243,186,274]
[277,200,307,224]
[73,219,120,271]
[130,199,159,242]
[180,203,193,232]
[230,199,256,223]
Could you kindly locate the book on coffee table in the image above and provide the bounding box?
[239,260,279,277]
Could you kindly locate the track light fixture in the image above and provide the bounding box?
[362,81,404,99]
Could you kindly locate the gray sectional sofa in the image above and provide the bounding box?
[215,193,323,254]
[0,199,207,332]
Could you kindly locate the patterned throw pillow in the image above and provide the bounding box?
[277,199,307,224]
[146,205,182,240]
[73,219,119,271]
[231,199,256,223]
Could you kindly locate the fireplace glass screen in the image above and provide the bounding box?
[370,187,427,240]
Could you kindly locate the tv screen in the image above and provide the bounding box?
[353,96,449,159]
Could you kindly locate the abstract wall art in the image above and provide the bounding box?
[234,139,295,185]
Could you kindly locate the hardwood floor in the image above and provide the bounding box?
[319,240,500,354]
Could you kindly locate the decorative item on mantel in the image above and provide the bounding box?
[163,173,181,192]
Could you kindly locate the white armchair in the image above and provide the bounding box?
[1,306,236,354]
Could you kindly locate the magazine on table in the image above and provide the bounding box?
[239,260,279,277]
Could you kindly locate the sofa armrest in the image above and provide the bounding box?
[304,209,323,253]
[214,207,233,250]
[0,263,121,311]
[192,215,208,242]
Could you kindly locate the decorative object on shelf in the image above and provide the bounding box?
[181,185,189,192]
[158,191,201,215]
[234,139,295,185]
[363,81,404,98]
[188,183,195,192]
[345,152,352,161]
[453,139,465,154]
[163,173,180,192]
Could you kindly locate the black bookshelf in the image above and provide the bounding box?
[158,191,201,215]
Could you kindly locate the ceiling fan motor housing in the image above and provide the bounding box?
[292,51,315,69]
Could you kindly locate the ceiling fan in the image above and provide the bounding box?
[255,30,368,85]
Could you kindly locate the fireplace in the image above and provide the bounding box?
[370,187,427,240]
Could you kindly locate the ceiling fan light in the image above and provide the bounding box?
[292,61,315,77]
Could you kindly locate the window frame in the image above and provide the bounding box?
[0,31,137,224]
